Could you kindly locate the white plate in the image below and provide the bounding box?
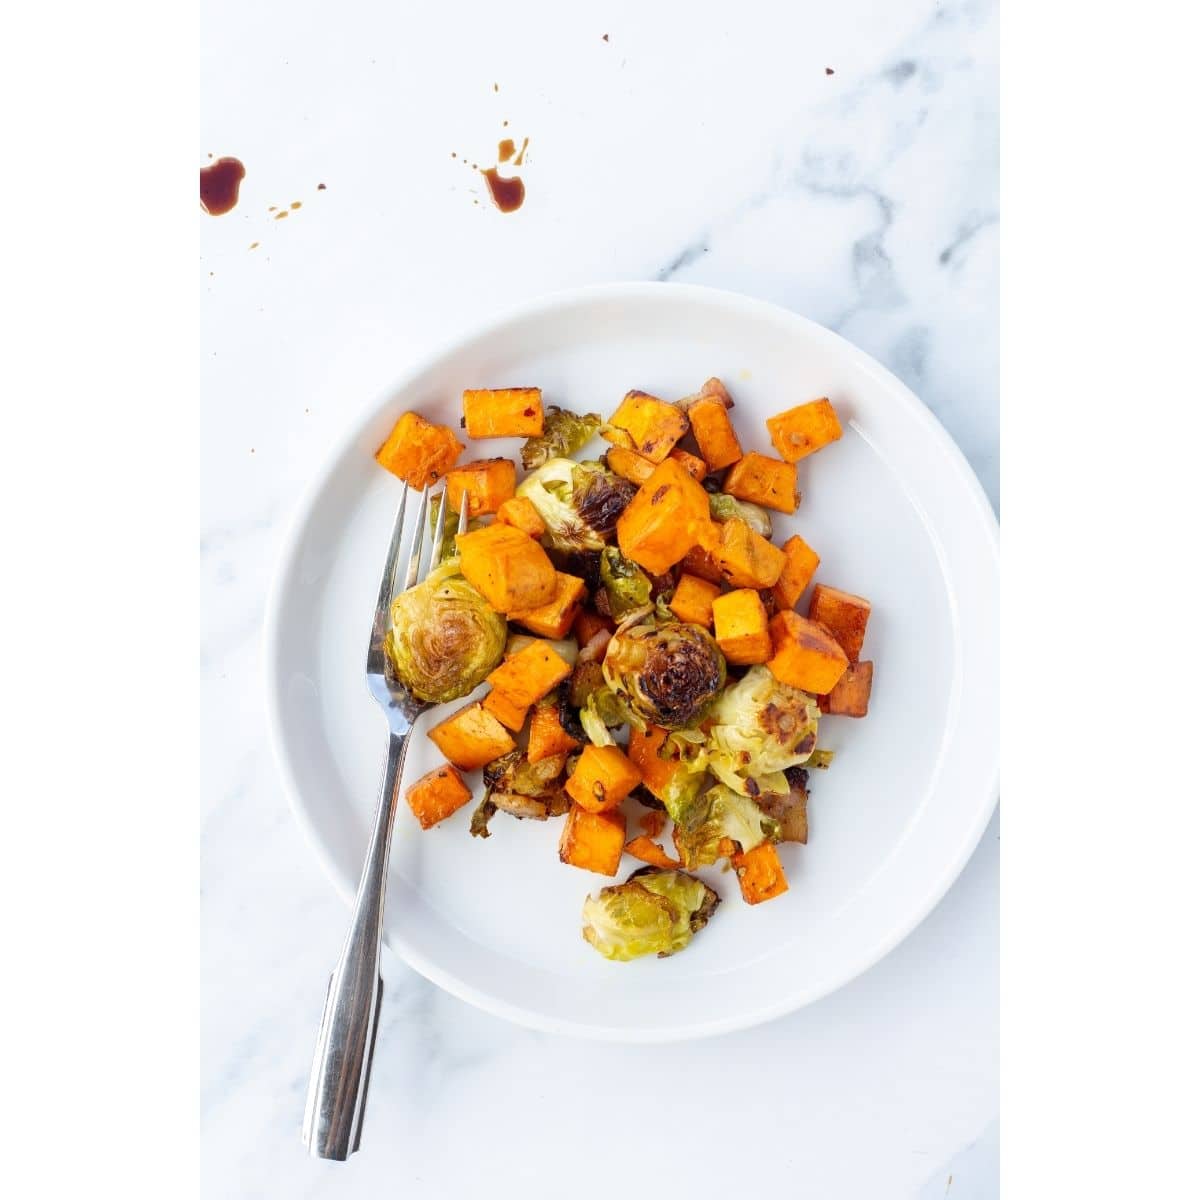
[265,282,999,1041]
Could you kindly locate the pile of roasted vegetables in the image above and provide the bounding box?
[374,381,874,961]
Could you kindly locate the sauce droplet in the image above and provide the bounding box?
[498,138,516,163]
[274,210,288,220]
[290,201,302,210]
[317,182,326,190]
[249,241,259,250]
[512,136,529,166]
[493,82,499,93]
[825,66,834,75]
[602,33,609,42]
[481,168,525,213]
[200,157,246,215]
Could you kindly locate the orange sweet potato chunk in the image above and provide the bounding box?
[565,744,642,813]
[711,519,786,589]
[733,843,790,904]
[668,447,708,480]
[616,457,715,575]
[819,660,874,717]
[627,723,690,803]
[496,495,547,539]
[427,703,516,770]
[624,835,682,869]
[375,411,464,489]
[508,571,587,639]
[767,611,849,694]
[605,446,657,486]
[559,804,627,875]
[456,524,557,613]
[678,542,725,584]
[686,395,743,472]
[772,534,821,611]
[808,584,872,662]
[486,639,573,708]
[462,387,544,438]
[712,589,772,665]
[602,390,689,463]
[669,573,722,628]
[572,608,615,645]
[766,398,843,463]
[405,764,473,830]
[723,452,798,514]
[527,698,581,763]
[444,457,517,517]
[482,688,529,733]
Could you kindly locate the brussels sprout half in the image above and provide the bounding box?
[581,867,720,961]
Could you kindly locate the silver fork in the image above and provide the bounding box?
[302,485,468,1160]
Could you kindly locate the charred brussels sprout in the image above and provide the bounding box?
[599,547,652,619]
[673,783,781,868]
[481,750,569,820]
[516,458,636,552]
[581,867,720,961]
[602,619,726,730]
[520,406,602,470]
[707,492,773,538]
[386,562,506,702]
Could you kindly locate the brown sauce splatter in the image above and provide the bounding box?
[512,137,529,166]
[274,211,288,220]
[602,33,609,42]
[498,138,516,163]
[290,201,302,210]
[200,157,245,215]
[481,168,525,213]
[317,182,326,190]
[825,67,835,75]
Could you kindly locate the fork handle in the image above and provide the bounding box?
[302,729,411,1160]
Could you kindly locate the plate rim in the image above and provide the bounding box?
[263,280,999,1041]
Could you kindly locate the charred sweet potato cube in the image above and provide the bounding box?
[733,843,790,904]
[711,518,786,589]
[712,588,772,665]
[669,573,722,628]
[375,411,464,489]
[444,457,516,517]
[482,688,529,733]
[405,764,473,830]
[616,457,715,575]
[565,744,642,814]
[495,495,547,539]
[461,387,544,438]
[678,541,725,584]
[572,608,615,646]
[559,804,627,876]
[686,394,743,471]
[767,611,849,694]
[819,660,874,717]
[508,571,587,639]
[623,835,681,869]
[602,390,689,463]
[668,447,708,480]
[456,524,557,613]
[627,723,693,804]
[427,703,516,771]
[808,584,872,661]
[605,445,657,486]
[772,534,821,611]
[527,697,581,763]
[723,452,798,514]
[766,398,842,463]
[486,639,574,707]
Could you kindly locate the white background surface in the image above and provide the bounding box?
[201,1,998,1195]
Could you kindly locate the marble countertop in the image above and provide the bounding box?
[201,0,998,1195]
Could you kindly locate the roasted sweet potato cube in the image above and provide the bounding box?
[456,524,557,613]
[605,446,656,486]
[427,703,516,771]
[405,764,473,830]
[712,588,772,665]
[711,519,786,589]
[462,387,544,438]
[602,390,689,463]
[482,688,529,733]
[686,395,743,471]
[733,843,790,904]
[559,804,627,875]
[767,611,849,694]
[564,744,642,813]
[508,572,587,639]
[623,835,681,869]
[638,810,667,838]
[572,608,615,646]
[444,457,516,517]
[495,495,547,539]
[616,457,715,575]
[678,542,725,584]
[486,639,573,707]
[766,398,843,463]
[527,698,581,763]
[808,584,872,661]
[820,660,874,717]
[669,573,722,628]
[375,411,464,489]
[668,447,708,480]
[627,723,690,803]
[772,534,821,611]
[723,452,798,514]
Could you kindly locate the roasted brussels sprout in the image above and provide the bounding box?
[521,405,603,470]
[479,750,569,822]
[602,618,726,730]
[579,686,628,746]
[672,783,780,868]
[516,458,636,552]
[386,562,507,702]
[599,547,652,619]
[707,492,773,539]
[581,867,720,961]
[704,665,821,797]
